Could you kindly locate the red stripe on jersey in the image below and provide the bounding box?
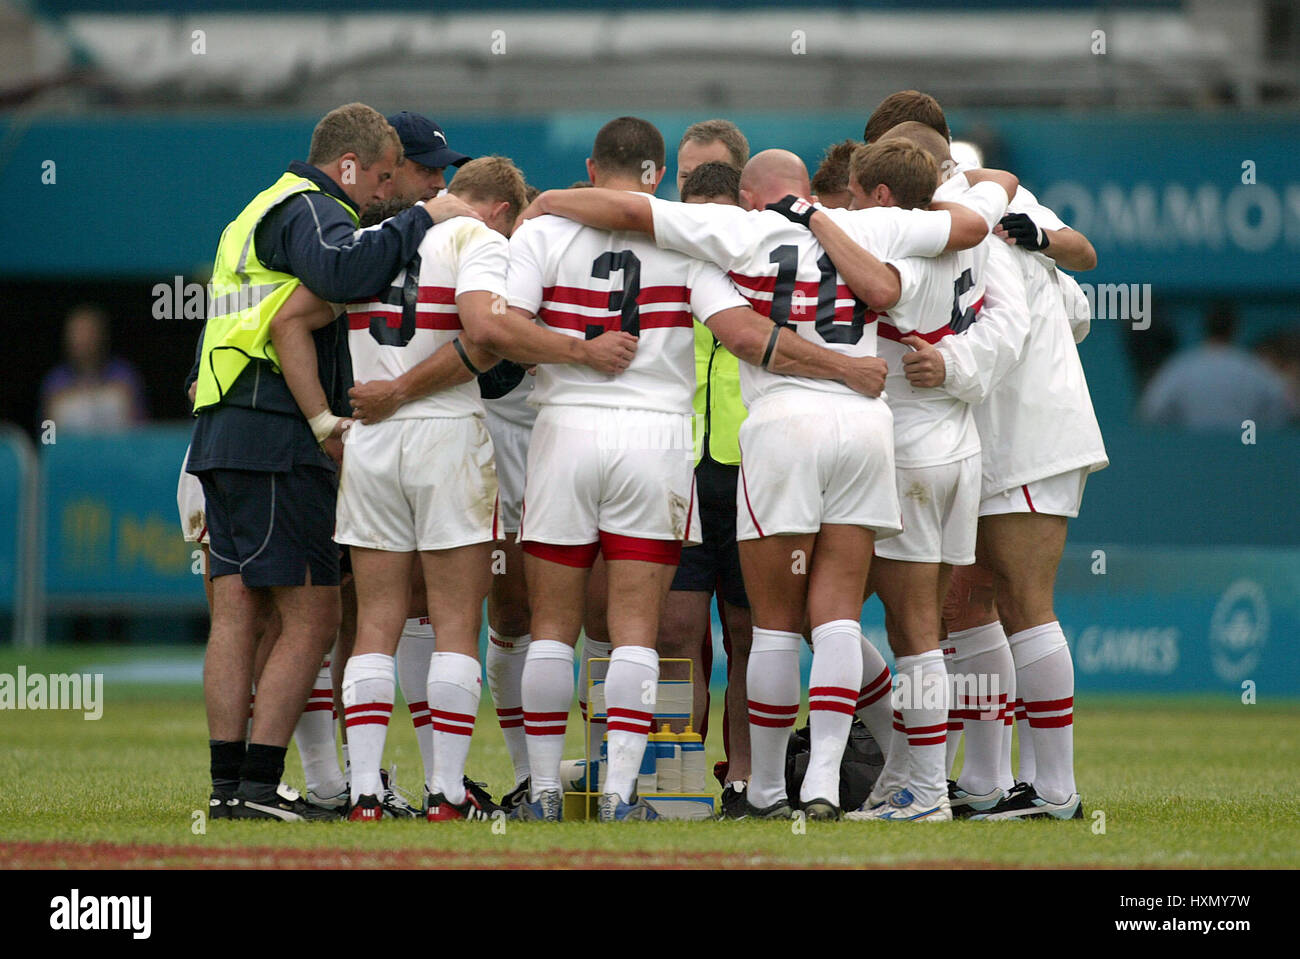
[542,285,611,308]
[638,284,691,305]
[877,321,954,345]
[415,313,462,331]
[418,285,456,304]
[536,307,591,333]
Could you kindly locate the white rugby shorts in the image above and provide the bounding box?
[520,405,697,545]
[335,416,500,552]
[875,453,981,565]
[735,391,901,541]
[978,466,1089,519]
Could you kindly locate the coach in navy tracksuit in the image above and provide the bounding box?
[188,103,481,822]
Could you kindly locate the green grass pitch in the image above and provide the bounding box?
[1,647,1296,868]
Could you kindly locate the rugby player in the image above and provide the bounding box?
[796,129,1021,820]
[868,92,1107,820]
[321,156,636,820]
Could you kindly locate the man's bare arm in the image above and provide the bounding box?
[458,293,637,373]
[269,284,338,419]
[704,306,888,398]
[348,338,499,425]
[928,169,1019,251]
[807,212,902,311]
[524,188,655,237]
[1040,228,1097,271]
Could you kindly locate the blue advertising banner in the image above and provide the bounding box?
[3,111,1296,294]
[42,427,202,607]
[710,546,1300,696]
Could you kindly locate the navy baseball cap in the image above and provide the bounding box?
[387,111,471,169]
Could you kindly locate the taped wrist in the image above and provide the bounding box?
[307,409,341,445]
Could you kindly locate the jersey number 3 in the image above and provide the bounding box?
[587,250,641,339]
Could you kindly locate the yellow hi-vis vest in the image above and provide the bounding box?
[193,172,358,411]
[692,320,748,466]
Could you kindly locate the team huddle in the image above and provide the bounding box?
[182,90,1106,825]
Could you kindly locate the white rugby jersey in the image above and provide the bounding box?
[646,196,958,407]
[506,211,747,414]
[939,167,1108,492]
[346,215,506,420]
[853,179,1011,467]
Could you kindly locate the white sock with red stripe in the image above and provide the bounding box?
[1012,695,1036,784]
[294,658,344,797]
[894,649,950,810]
[427,651,481,805]
[802,619,862,805]
[485,630,531,787]
[522,640,574,800]
[342,653,395,804]
[746,629,801,809]
[855,633,894,757]
[947,622,1015,795]
[396,617,436,788]
[578,633,611,770]
[1009,622,1075,803]
[602,645,659,804]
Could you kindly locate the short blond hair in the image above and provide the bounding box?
[307,103,400,168]
[850,140,938,210]
[448,155,529,224]
[679,119,750,169]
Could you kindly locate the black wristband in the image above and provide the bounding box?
[452,337,482,376]
[760,325,782,369]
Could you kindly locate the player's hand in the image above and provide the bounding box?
[841,356,889,398]
[995,212,1049,251]
[348,379,403,424]
[423,193,483,224]
[764,195,817,228]
[187,380,197,408]
[900,334,946,388]
[580,330,638,374]
[321,418,352,465]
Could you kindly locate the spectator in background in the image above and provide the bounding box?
[1255,329,1300,424]
[1139,301,1290,429]
[39,305,146,433]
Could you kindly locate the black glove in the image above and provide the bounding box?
[765,194,817,228]
[477,359,528,400]
[998,212,1050,251]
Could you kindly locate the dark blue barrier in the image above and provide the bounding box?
[42,426,202,609]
